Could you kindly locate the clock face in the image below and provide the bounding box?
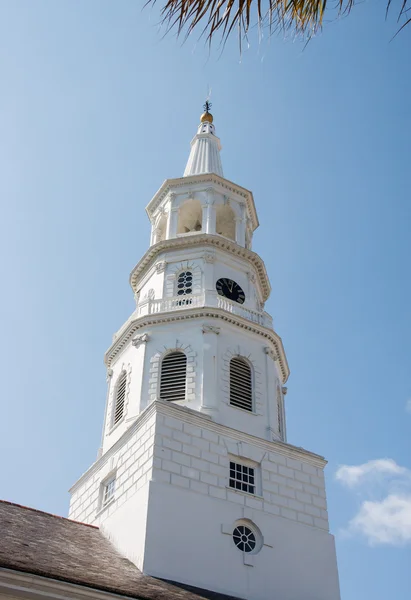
[216,278,245,304]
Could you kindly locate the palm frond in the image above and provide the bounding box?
[146,0,409,46]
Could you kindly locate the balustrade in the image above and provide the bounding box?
[136,292,273,328]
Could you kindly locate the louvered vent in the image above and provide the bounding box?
[230,357,253,411]
[160,351,187,402]
[277,387,283,436]
[113,372,127,425]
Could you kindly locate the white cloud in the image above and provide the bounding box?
[347,494,411,546]
[335,459,411,546]
[406,399,411,414]
[335,459,409,488]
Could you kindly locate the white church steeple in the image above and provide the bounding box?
[69,104,341,600]
[183,102,223,177]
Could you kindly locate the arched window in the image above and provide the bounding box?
[215,204,236,241]
[113,371,127,425]
[177,199,202,234]
[230,357,253,411]
[160,351,187,402]
[277,386,283,437]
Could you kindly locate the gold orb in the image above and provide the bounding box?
[200,111,213,123]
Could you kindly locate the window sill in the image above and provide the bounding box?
[226,487,263,500]
[96,497,115,517]
[108,416,126,435]
[228,404,258,416]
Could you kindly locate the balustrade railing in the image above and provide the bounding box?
[215,296,272,327]
[135,292,273,329]
[138,294,205,315]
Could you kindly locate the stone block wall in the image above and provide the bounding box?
[151,407,329,531]
[69,401,328,532]
[69,411,156,524]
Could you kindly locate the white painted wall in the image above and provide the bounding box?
[70,402,339,600]
[144,481,339,600]
[69,412,156,524]
[101,311,284,457]
[142,408,339,600]
[100,486,150,572]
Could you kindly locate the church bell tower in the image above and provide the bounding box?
[69,104,341,600]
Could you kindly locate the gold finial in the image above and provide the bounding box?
[200,100,213,123]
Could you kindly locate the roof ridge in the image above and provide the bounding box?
[0,499,98,529]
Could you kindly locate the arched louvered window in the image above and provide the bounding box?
[230,357,253,412]
[277,386,283,437]
[160,351,187,402]
[113,371,127,425]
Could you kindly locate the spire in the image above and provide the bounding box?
[183,102,224,178]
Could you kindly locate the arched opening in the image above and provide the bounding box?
[229,357,253,411]
[177,199,202,234]
[160,351,187,401]
[155,214,167,243]
[216,204,236,241]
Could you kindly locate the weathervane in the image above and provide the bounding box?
[203,100,212,113]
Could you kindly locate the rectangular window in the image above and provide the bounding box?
[102,476,116,506]
[229,461,255,495]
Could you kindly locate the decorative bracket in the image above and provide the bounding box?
[264,347,278,361]
[132,333,149,348]
[204,251,216,263]
[156,261,166,273]
[202,324,220,335]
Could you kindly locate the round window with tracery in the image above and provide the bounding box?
[232,525,256,553]
[177,271,193,296]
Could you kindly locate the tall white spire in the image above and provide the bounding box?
[183,102,223,178]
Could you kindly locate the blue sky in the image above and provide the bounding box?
[0,1,410,598]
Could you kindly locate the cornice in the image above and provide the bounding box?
[129,234,271,302]
[71,400,325,493]
[104,308,290,382]
[145,174,259,231]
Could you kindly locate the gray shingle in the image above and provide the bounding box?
[0,500,241,600]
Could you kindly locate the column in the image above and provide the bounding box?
[235,206,246,246]
[166,207,179,239]
[201,188,216,234]
[264,346,279,441]
[201,325,220,414]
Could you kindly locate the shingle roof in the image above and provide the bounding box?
[0,500,241,600]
